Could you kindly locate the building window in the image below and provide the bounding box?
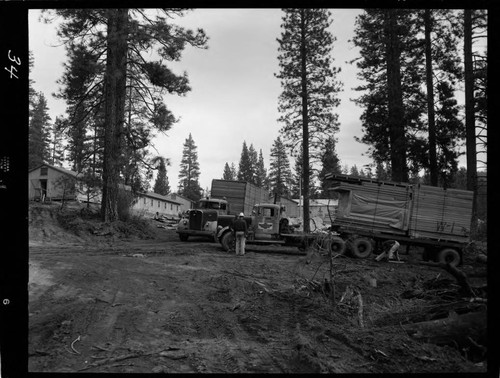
[164,203,166,209]
[151,199,153,206]
[158,200,160,207]
[171,204,173,210]
[144,198,146,205]
[40,167,48,176]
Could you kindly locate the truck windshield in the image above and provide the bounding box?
[254,207,276,217]
[196,201,226,210]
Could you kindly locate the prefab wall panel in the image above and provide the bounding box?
[330,178,473,244]
[409,185,473,242]
[211,180,269,215]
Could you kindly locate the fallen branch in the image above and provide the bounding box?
[70,335,81,355]
[402,310,486,348]
[356,290,364,328]
[78,353,144,371]
[418,262,475,297]
[91,345,111,352]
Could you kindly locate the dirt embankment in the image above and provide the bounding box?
[28,202,488,374]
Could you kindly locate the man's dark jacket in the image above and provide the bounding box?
[232,218,248,234]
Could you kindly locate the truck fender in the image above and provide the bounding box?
[217,226,231,239]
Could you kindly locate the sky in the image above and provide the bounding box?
[29,8,377,191]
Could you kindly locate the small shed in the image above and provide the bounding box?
[28,164,80,202]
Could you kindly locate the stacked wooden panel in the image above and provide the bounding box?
[325,174,473,244]
[211,180,269,215]
[409,184,473,242]
[329,178,411,236]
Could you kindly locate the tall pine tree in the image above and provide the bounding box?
[352,9,465,184]
[46,9,208,221]
[255,149,268,189]
[222,162,236,181]
[352,10,420,182]
[178,133,202,201]
[29,92,52,170]
[268,137,292,197]
[248,144,259,185]
[48,116,66,166]
[237,141,254,183]
[276,9,342,232]
[319,136,341,196]
[152,156,170,195]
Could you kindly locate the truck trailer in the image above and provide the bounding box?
[323,174,474,266]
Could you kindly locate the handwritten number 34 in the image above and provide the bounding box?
[5,50,21,79]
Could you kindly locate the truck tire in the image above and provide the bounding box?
[329,236,346,255]
[221,232,234,252]
[348,237,373,259]
[436,248,461,267]
[179,233,188,242]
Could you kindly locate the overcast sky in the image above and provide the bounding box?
[29,8,376,191]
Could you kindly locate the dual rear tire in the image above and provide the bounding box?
[347,237,374,258]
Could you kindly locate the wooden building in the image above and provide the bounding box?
[132,192,182,219]
[28,163,190,219]
[29,164,80,202]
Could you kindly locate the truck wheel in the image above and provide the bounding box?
[179,234,188,242]
[348,237,373,259]
[329,236,346,255]
[221,232,234,252]
[436,248,461,267]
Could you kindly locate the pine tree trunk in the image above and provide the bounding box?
[300,10,310,234]
[384,10,408,183]
[424,9,438,186]
[101,9,129,222]
[464,9,478,230]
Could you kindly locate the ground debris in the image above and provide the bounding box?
[29,203,487,374]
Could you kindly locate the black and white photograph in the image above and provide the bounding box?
[0,4,493,376]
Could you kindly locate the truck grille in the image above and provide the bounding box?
[189,210,203,230]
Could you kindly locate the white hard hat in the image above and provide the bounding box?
[239,212,244,217]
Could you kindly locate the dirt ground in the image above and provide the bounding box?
[28,202,488,373]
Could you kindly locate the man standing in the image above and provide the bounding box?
[232,212,248,256]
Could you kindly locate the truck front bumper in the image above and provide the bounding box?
[176,230,216,237]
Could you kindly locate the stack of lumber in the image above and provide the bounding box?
[409,184,473,242]
[329,177,412,236]
[211,180,268,215]
[325,174,473,243]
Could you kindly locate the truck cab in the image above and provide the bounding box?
[177,197,229,241]
[195,197,230,215]
[250,203,282,239]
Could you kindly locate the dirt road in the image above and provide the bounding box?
[28,205,487,373]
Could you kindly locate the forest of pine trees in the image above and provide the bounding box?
[29,8,487,225]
